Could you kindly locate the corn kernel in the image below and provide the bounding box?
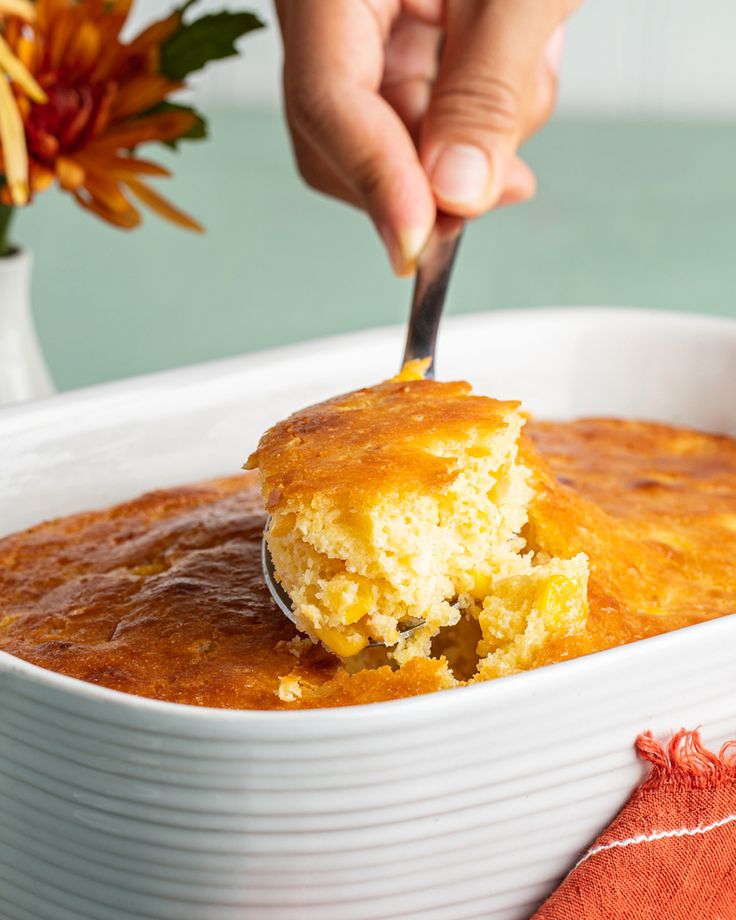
[469,569,493,599]
[535,574,587,633]
[536,574,570,609]
[322,573,374,625]
[315,626,369,657]
[270,513,296,538]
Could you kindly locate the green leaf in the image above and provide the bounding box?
[147,102,208,149]
[0,201,16,257]
[160,10,264,81]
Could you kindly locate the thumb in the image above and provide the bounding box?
[421,0,560,216]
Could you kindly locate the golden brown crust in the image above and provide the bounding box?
[245,378,520,510]
[2,417,736,709]
[523,419,736,667]
[0,473,446,708]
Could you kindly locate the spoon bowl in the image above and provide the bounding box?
[261,527,424,647]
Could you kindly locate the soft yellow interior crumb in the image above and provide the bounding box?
[265,380,590,680]
[475,554,589,678]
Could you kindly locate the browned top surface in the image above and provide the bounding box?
[0,474,447,708]
[2,416,736,708]
[245,378,520,510]
[523,418,736,667]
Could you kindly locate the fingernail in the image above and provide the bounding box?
[544,24,565,75]
[397,226,431,275]
[429,144,491,207]
[379,223,430,277]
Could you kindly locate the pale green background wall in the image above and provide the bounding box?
[14,110,736,392]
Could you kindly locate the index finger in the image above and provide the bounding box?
[277,0,436,274]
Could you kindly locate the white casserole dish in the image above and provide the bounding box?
[1,307,736,920]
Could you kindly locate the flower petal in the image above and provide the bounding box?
[15,36,42,76]
[0,75,28,204]
[29,161,55,192]
[127,11,181,56]
[58,85,95,149]
[0,34,46,102]
[109,74,183,122]
[87,79,116,140]
[125,177,203,233]
[65,20,101,74]
[82,170,132,214]
[73,187,141,229]
[56,155,85,190]
[27,127,59,161]
[88,110,197,151]
[48,6,78,71]
[0,1,36,22]
[76,151,171,178]
[36,0,71,34]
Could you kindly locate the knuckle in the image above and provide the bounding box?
[431,74,522,136]
[285,82,332,141]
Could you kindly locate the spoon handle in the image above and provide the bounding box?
[402,213,464,378]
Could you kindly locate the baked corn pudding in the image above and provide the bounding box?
[245,361,589,671]
[2,371,736,709]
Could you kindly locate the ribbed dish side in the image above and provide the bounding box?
[2,616,736,920]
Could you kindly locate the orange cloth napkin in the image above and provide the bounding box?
[533,729,736,919]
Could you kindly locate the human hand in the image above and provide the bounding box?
[276,0,581,275]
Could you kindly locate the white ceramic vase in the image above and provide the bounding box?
[0,249,54,405]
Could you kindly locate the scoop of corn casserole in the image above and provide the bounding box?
[245,362,589,672]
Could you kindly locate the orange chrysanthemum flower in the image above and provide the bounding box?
[0,1,46,204]
[0,0,262,230]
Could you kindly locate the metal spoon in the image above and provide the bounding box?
[402,212,464,378]
[262,214,465,644]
